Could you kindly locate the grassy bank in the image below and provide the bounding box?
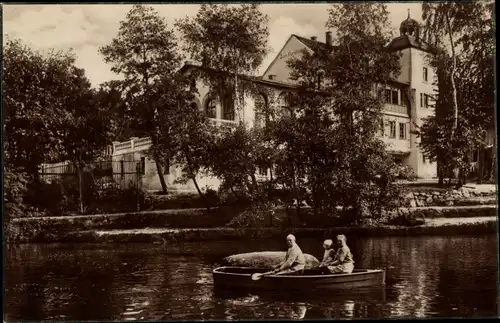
[8,215,497,244]
[7,202,497,243]
[63,217,497,244]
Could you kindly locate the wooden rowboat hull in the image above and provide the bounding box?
[213,266,386,291]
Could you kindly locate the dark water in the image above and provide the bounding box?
[4,235,499,320]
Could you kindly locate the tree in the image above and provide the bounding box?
[3,39,75,177]
[207,125,261,200]
[56,69,116,214]
[99,4,182,194]
[419,1,495,186]
[98,80,135,142]
[150,72,216,206]
[277,3,402,222]
[176,4,270,122]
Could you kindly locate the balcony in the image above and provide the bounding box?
[209,118,238,130]
[381,136,411,154]
[113,137,152,155]
[383,103,409,116]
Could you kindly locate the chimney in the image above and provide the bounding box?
[326,31,332,47]
[311,36,317,41]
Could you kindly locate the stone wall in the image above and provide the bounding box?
[401,187,496,208]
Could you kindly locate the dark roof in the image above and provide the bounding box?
[292,34,332,52]
[385,35,435,54]
[179,62,297,90]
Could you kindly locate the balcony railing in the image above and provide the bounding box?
[113,137,152,155]
[380,136,411,154]
[383,103,409,116]
[209,118,238,129]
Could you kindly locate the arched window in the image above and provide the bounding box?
[254,93,268,128]
[222,94,235,121]
[278,92,292,118]
[205,98,217,119]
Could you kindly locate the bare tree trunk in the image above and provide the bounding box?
[478,148,485,184]
[489,150,496,182]
[155,159,168,194]
[438,162,444,187]
[445,13,458,140]
[291,162,301,218]
[192,176,211,211]
[77,166,84,214]
[268,167,274,202]
[250,173,259,193]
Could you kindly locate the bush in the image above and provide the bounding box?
[395,165,417,181]
[4,168,29,221]
[226,202,283,228]
[89,186,147,214]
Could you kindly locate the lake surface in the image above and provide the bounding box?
[4,234,499,320]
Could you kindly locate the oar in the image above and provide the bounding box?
[251,270,275,281]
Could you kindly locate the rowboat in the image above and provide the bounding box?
[213,266,386,291]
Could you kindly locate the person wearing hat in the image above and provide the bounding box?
[318,239,336,273]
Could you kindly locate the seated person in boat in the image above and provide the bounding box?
[323,234,354,274]
[318,239,336,272]
[271,234,306,275]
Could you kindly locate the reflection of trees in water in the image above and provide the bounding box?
[366,235,497,318]
[434,236,497,317]
[213,296,308,320]
[213,287,387,319]
[5,244,118,320]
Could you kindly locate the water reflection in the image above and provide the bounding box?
[4,235,498,320]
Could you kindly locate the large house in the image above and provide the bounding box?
[111,14,439,192]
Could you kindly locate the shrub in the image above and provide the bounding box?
[226,202,283,228]
[395,165,417,181]
[4,168,29,221]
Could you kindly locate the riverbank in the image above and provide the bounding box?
[7,207,497,243]
[7,183,498,243]
[61,216,498,243]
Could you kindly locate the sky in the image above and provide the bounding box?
[3,3,423,88]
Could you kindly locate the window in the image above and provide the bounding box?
[384,88,400,105]
[420,93,423,107]
[278,92,292,118]
[391,90,399,105]
[384,89,392,104]
[389,121,396,138]
[379,119,385,137]
[254,94,267,128]
[140,157,145,175]
[222,95,235,121]
[399,122,407,140]
[120,160,124,178]
[424,94,430,108]
[258,167,268,176]
[423,67,428,82]
[473,150,479,162]
[205,98,217,119]
[422,155,426,164]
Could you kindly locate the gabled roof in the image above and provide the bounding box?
[385,35,435,54]
[292,34,333,52]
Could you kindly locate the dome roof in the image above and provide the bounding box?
[399,9,421,37]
